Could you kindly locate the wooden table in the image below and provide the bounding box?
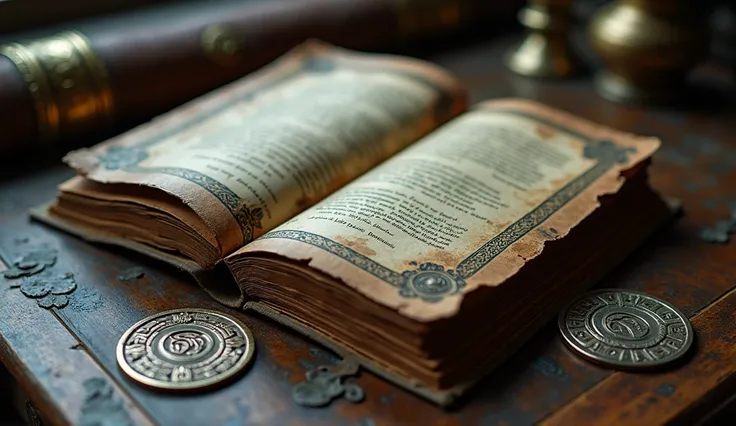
[1,31,736,426]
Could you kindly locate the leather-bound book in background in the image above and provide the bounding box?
[0,0,524,159]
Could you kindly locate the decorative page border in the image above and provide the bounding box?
[258,110,636,302]
[97,55,454,244]
[96,50,635,303]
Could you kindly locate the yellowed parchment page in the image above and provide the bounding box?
[237,99,660,322]
[63,40,466,258]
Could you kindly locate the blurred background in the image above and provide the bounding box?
[0,0,733,168]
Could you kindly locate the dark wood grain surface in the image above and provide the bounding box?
[0,258,155,426]
[1,32,736,425]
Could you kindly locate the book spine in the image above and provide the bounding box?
[0,0,522,159]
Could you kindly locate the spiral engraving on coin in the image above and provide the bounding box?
[116,309,254,390]
[559,290,693,369]
[605,313,649,339]
[166,331,209,356]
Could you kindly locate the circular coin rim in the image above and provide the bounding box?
[116,308,255,390]
[558,289,694,369]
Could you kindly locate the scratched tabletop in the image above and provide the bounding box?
[1,32,736,426]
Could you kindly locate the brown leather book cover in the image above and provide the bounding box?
[0,0,523,158]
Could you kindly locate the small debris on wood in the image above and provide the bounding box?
[80,378,134,426]
[2,244,57,279]
[20,272,76,298]
[38,294,70,309]
[700,209,736,244]
[292,359,364,408]
[699,220,733,243]
[118,267,145,282]
[19,277,54,298]
[17,272,77,309]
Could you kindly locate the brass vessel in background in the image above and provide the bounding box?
[589,0,708,105]
[505,0,581,78]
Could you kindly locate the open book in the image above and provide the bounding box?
[34,41,673,405]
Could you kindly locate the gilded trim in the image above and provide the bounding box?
[201,24,244,68]
[0,31,114,143]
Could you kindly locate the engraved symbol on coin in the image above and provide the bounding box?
[606,313,649,339]
[558,290,693,369]
[166,331,208,356]
[116,308,254,390]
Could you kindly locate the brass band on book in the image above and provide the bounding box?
[0,31,114,144]
[35,41,673,405]
[0,0,524,157]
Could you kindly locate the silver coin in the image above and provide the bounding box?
[116,308,254,390]
[559,289,693,369]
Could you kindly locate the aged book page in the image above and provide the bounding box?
[236,99,660,322]
[62,41,466,259]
